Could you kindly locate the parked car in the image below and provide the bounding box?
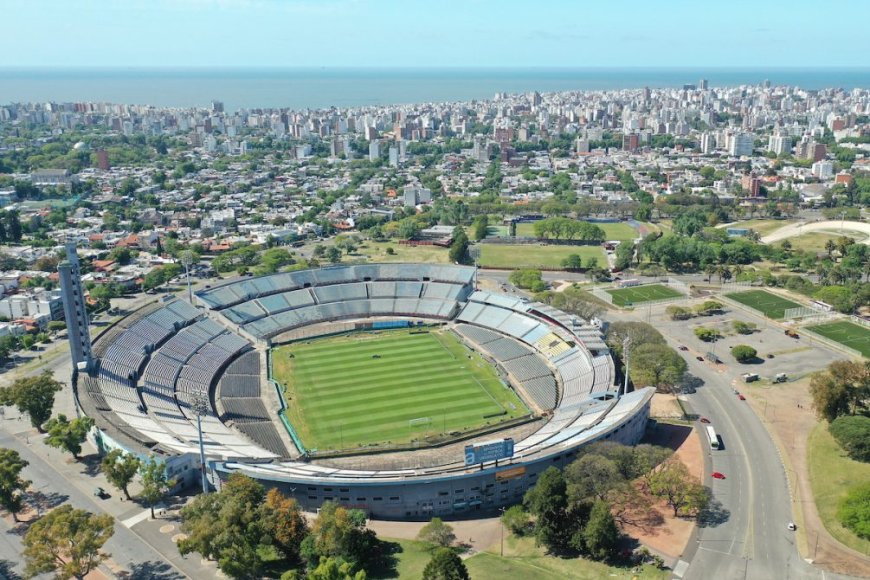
[712,472,726,480]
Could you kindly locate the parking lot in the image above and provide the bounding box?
[635,297,844,385]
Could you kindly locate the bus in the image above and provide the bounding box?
[706,425,720,450]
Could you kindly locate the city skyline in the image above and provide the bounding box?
[3,0,870,69]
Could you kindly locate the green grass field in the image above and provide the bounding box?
[806,320,870,358]
[478,244,605,269]
[808,423,870,556]
[354,241,450,264]
[381,536,668,580]
[515,221,638,241]
[273,329,527,451]
[606,283,683,306]
[724,289,801,319]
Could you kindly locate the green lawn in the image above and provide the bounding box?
[723,219,794,237]
[606,283,683,307]
[353,241,450,264]
[478,244,605,269]
[379,536,668,580]
[724,290,801,319]
[788,230,870,253]
[807,423,870,556]
[515,221,638,241]
[806,320,870,358]
[273,329,527,451]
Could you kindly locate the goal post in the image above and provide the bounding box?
[408,416,434,443]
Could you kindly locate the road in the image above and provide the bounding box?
[760,219,870,245]
[642,317,855,580]
[0,429,185,579]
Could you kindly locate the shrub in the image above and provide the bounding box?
[733,321,757,335]
[731,345,757,363]
[501,505,530,536]
[666,305,693,321]
[829,415,870,462]
[694,327,720,342]
[837,483,870,539]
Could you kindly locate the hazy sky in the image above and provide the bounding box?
[2,0,869,68]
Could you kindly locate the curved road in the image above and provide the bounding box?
[663,336,854,579]
[761,220,870,245]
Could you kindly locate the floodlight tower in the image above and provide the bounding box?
[181,250,195,303]
[621,337,631,396]
[191,392,211,493]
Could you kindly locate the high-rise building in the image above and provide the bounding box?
[741,174,761,197]
[622,133,639,152]
[699,78,709,90]
[211,100,224,113]
[388,146,399,167]
[58,244,92,371]
[96,149,110,171]
[728,133,754,157]
[812,160,834,179]
[700,133,716,154]
[767,134,791,156]
[369,140,380,162]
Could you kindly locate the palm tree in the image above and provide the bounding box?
[719,265,732,284]
[732,264,744,280]
[704,264,717,283]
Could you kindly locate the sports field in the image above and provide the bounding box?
[478,244,605,269]
[724,290,801,319]
[272,329,528,451]
[606,283,683,306]
[806,320,870,358]
[516,221,638,241]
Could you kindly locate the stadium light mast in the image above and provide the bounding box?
[181,250,195,303]
[191,392,210,494]
[622,337,631,396]
[468,246,481,290]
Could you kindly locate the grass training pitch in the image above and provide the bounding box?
[724,290,801,319]
[515,221,638,241]
[478,244,605,269]
[273,329,528,451]
[806,320,870,358]
[606,283,683,306]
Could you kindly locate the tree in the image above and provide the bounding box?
[422,548,469,580]
[325,246,342,264]
[565,454,624,503]
[666,305,693,320]
[731,345,757,363]
[472,215,488,241]
[837,483,870,539]
[43,414,95,460]
[561,254,583,271]
[535,286,602,321]
[630,343,687,392]
[509,269,546,292]
[304,501,377,573]
[524,466,571,553]
[648,459,710,517]
[0,371,63,432]
[21,334,36,350]
[417,517,456,548]
[605,322,665,359]
[809,361,869,423]
[307,556,367,580]
[448,229,469,264]
[140,455,174,518]
[694,300,723,316]
[262,488,309,563]
[0,448,31,522]
[100,449,141,500]
[733,321,757,335]
[583,500,620,561]
[501,505,530,536]
[23,505,114,580]
[693,327,720,342]
[829,415,870,462]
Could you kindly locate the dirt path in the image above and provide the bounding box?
[744,378,870,576]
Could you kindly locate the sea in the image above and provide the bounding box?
[0,68,869,111]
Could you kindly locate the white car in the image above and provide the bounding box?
[787,522,797,531]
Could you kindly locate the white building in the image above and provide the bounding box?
[728,133,754,157]
[369,140,380,162]
[767,134,791,156]
[700,133,716,154]
[812,160,834,179]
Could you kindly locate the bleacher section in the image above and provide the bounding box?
[217,351,289,456]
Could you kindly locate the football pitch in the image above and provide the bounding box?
[724,290,801,319]
[606,284,683,306]
[806,320,870,358]
[272,329,528,451]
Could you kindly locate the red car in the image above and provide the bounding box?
[712,472,726,480]
[738,394,746,401]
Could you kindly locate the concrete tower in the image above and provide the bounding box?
[58,243,92,370]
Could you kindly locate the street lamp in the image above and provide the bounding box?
[622,337,631,396]
[499,506,507,556]
[191,392,211,494]
[181,250,195,303]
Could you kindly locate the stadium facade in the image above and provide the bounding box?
[72,263,653,520]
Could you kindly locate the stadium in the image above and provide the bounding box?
[75,263,653,520]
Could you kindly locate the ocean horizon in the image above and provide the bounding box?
[1,67,869,111]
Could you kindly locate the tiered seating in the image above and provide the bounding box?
[502,354,551,381]
[453,323,501,345]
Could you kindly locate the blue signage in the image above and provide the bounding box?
[464,438,514,466]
